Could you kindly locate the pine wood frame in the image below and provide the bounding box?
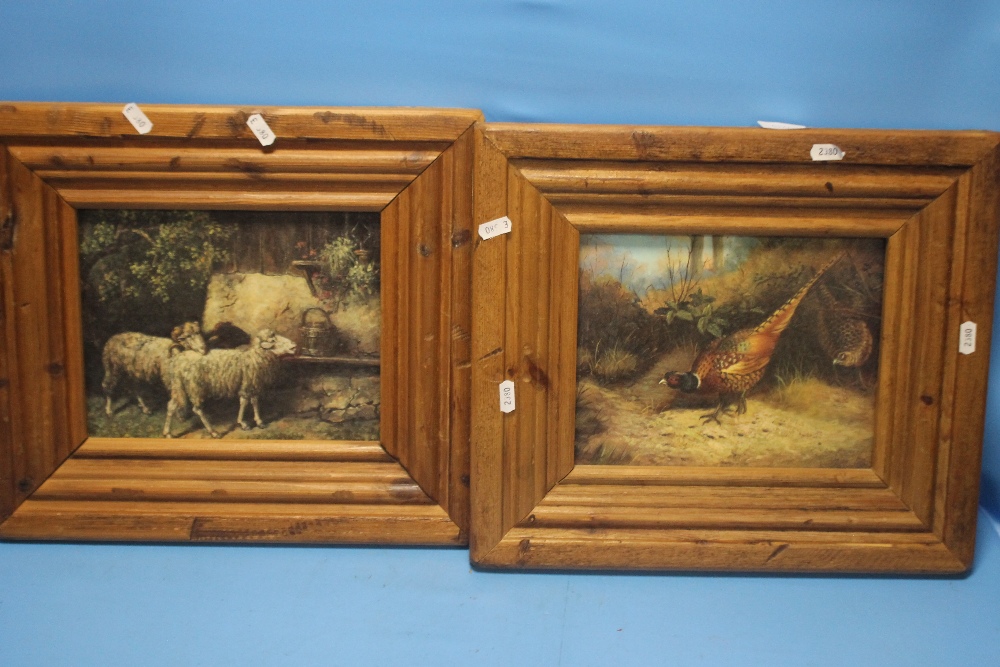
[472,123,1000,573]
[0,102,481,544]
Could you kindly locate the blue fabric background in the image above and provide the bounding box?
[1,2,998,665]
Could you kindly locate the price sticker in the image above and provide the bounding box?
[122,103,153,135]
[757,120,806,130]
[810,144,846,161]
[479,216,512,241]
[246,113,276,146]
[959,321,977,355]
[499,380,516,413]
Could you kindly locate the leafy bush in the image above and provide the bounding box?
[309,230,380,310]
[654,287,729,341]
[79,210,233,344]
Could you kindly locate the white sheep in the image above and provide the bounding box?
[162,328,297,438]
[102,321,207,416]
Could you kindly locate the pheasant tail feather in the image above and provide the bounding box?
[752,252,845,336]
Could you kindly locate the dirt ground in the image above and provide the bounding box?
[575,347,875,468]
[88,395,379,441]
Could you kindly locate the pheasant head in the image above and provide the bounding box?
[660,371,700,392]
[831,320,874,367]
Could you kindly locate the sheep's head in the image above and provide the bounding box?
[171,322,207,355]
[255,329,297,358]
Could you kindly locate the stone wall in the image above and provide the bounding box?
[276,366,380,425]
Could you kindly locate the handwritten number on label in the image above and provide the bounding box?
[499,380,516,413]
[810,143,846,161]
[122,103,153,135]
[959,321,977,355]
[479,216,513,241]
[246,113,276,146]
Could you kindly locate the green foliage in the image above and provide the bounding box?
[319,236,357,279]
[78,210,233,344]
[656,287,729,340]
[346,260,378,299]
[311,229,380,309]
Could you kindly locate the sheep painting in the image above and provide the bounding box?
[163,329,297,438]
[102,322,207,417]
[80,208,381,441]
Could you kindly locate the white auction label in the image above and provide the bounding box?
[479,216,512,241]
[959,321,977,355]
[122,103,153,134]
[246,113,276,146]
[810,144,846,161]
[499,380,516,413]
[758,120,807,130]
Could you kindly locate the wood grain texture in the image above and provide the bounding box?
[565,213,906,238]
[0,107,477,211]
[562,465,886,487]
[484,124,999,166]
[476,526,966,573]
[0,102,481,544]
[0,103,481,142]
[1,500,461,544]
[446,127,475,532]
[469,126,509,560]
[10,143,444,174]
[892,188,957,525]
[377,126,475,532]
[0,154,83,516]
[29,459,435,505]
[0,148,15,519]
[471,124,1000,573]
[517,158,955,232]
[73,437,395,461]
[939,142,1000,563]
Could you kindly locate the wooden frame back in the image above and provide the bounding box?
[0,103,481,544]
[471,124,1000,572]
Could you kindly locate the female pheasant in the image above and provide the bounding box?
[660,253,844,423]
[814,283,874,368]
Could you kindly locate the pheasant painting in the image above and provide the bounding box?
[575,233,884,467]
[660,253,844,423]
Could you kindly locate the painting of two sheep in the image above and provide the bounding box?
[80,210,382,440]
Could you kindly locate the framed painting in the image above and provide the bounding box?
[471,123,1000,572]
[0,102,480,544]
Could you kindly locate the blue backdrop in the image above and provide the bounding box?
[1,2,999,665]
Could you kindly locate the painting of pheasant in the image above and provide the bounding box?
[659,252,844,423]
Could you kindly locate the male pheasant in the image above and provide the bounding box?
[660,253,843,423]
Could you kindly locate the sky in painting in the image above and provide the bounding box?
[580,234,756,295]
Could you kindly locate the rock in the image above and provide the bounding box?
[352,404,377,420]
[290,394,321,414]
[323,389,356,411]
[350,374,380,405]
[307,374,351,395]
[322,404,377,422]
[203,272,319,343]
[321,408,347,423]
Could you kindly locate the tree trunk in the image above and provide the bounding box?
[689,235,705,277]
[711,236,725,272]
